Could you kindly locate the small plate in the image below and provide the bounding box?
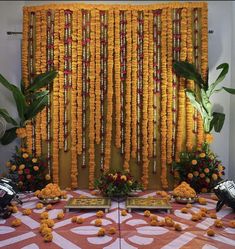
[39,197,61,204]
[173,196,198,204]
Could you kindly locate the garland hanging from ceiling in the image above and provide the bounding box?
[22,2,208,190]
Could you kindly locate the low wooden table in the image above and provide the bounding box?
[126,197,172,213]
[64,197,111,213]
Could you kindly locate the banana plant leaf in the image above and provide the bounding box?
[186,90,204,117]
[173,61,205,89]
[0,108,18,126]
[200,89,212,116]
[210,112,225,133]
[0,74,26,121]
[28,90,49,100]
[0,127,17,145]
[24,95,48,120]
[27,71,57,92]
[206,63,229,97]
[223,87,235,94]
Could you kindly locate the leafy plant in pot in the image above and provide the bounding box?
[173,61,235,133]
[0,71,57,145]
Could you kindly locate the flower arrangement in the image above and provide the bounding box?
[172,143,225,193]
[6,147,50,191]
[95,171,141,198]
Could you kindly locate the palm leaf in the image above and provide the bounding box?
[207,63,229,97]
[173,61,205,89]
[27,71,57,92]
[0,127,17,145]
[0,108,18,126]
[24,95,48,120]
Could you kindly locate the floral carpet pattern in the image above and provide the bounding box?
[0,190,235,249]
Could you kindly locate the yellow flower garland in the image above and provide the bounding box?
[52,10,60,184]
[142,11,149,189]
[123,10,132,171]
[166,8,173,164]
[104,10,114,172]
[131,11,137,159]
[115,10,121,149]
[76,10,83,155]
[186,8,194,151]
[89,10,96,189]
[175,8,187,162]
[160,9,168,189]
[22,9,29,88]
[95,10,101,145]
[71,10,79,189]
[148,11,154,158]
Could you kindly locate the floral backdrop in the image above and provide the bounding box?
[22,2,208,190]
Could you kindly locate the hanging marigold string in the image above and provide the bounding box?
[172,8,180,159]
[175,8,187,162]
[35,11,42,157]
[193,8,199,135]
[148,11,154,159]
[104,10,114,172]
[89,10,96,188]
[114,10,121,150]
[166,8,173,164]
[52,9,60,184]
[82,10,87,168]
[22,8,29,89]
[58,10,65,150]
[123,10,132,171]
[120,11,126,156]
[142,10,149,190]
[137,11,143,165]
[131,11,138,159]
[71,10,79,189]
[95,10,101,145]
[77,10,83,155]
[160,8,168,189]
[186,8,194,152]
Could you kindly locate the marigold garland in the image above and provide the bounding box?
[123,10,132,171]
[71,10,79,189]
[95,10,101,145]
[160,9,168,189]
[114,10,121,149]
[52,10,60,184]
[76,10,83,155]
[186,8,194,151]
[166,8,173,164]
[131,11,137,159]
[104,10,114,172]
[88,10,96,188]
[148,11,154,159]
[142,11,149,189]
[175,8,187,162]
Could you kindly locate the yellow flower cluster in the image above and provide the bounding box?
[35,183,66,199]
[16,128,27,139]
[172,181,197,198]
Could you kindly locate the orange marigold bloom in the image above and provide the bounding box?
[199,153,206,158]
[205,133,214,144]
[187,173,193,179]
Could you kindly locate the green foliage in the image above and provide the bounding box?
[6,146,50,191]
[0,71,57,144]
[173,61,235,133]
[95,171,142,198]
[172,143,225,193]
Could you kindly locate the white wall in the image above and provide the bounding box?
[0,1,234,180]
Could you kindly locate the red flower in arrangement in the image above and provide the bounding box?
[6,146,51,192]
[172,143,225,193]
[95,171,141,198]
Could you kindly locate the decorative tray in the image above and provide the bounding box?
[173,196,198,204]
[126,197,172,213]
[39,197,61,204]
[64,197,111,213]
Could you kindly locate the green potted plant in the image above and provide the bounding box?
[0,71,57,145]
[173,61,235,133]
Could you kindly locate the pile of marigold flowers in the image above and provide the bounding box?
[6,146,50,191]
[172,142,225,193]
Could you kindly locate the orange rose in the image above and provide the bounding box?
[191,160,197,165]
[33,166,39,171]
[204,168,210,174]
[22,153,29,159]
[187,173,193,179]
